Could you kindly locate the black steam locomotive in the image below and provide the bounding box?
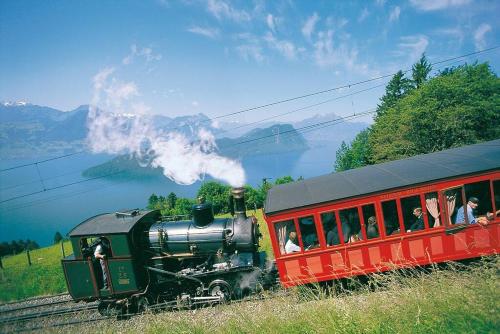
[62,188,275,314]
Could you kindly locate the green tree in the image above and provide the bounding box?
[274,176,294,185]
[172,198,195,216]
[147,193,159,209]
[334,129,372,172]
[412,53,432,89]
[369,63,500,162]
[376,70,412,119]
[197,181,231,214]
[167,192,177,209]
[53,232,63,244]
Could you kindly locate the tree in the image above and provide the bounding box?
[172,198,195,216]
[334,129,372,172]
[411,53,432,89]
[369,63,500,162]
[54,232,63,244]
[274,176,294,185]
[197,181,231,214]
[147,193,159,209]
[376,70,412,118]
[167,192,177,209]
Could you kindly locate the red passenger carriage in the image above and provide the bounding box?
[263,140,500,287]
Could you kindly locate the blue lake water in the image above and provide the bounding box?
[0,146,337,246]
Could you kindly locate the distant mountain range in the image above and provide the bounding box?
[0,102,368,173]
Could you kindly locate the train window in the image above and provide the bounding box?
[321,212,340,247]
[299,216,320,251]
[464,180,493,216]
[494,180,500,218]
[274,220,300,255]
[401,195,425,233]
[443,187,465,225]
[339,207,361,243]
[425,192,441,228]
[381,200,401,235]
[361,204,379,239]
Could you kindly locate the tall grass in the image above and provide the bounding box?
[0,241,72,302]
[74,257,499,334]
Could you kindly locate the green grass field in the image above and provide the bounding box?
[68,258,499,334]
[0,241,73,302]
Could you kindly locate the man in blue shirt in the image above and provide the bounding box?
[455,197,479,224]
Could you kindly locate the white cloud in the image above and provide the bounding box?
[267,14,276,32]
[358,8,369,22]
[474,23,491,51]
[263,32,297,60]
[302,13,320,40]
[122,44,162,65]
[312,29,374,76]
[375,0,387,6]
[396,35,429,62]
[410,0,471,11]
[191,101,199,107]
[236,44,265,62]
[434,27,464,44]
[187,26,220,39]
[389,6,401,22]
[207,0,250,22]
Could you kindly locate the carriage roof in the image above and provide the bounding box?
[264,139,500,216]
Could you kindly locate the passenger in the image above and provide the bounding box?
[304,233,319,250]
[285,231,301,254]
[339,214,351,243]
[408,207,425,231]
[94,238,109,289]
[366,216,379,239]
[326,227,340,246]
[455,197,480,225]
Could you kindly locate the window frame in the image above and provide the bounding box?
[273,218,302,257]
[297,214,320,252]
[318,209,344,248]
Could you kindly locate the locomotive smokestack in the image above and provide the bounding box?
[231,187,247,220]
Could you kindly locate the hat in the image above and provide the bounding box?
[468,197,479,204]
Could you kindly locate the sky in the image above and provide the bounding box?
[0,0,499,124]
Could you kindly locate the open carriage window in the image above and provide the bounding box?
[298,216,319,251]
[321,212,341,247]
[361,204,379,239]
[443,187,465,225]
[494,180,500,218]
[425,192,441,228]
[339,207,361,243]
[382,200,401,235]
[274,220,300,255]
[401,195,425,233]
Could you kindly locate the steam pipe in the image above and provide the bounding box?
[231,187,246,220]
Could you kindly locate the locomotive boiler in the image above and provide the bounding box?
[62,188,274,314]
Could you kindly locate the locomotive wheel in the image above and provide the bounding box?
[98,301,123,317]
[208,280,231,304]
[136,296,150,313]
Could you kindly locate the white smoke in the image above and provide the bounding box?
[86,68,246,187]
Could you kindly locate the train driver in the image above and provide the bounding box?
[285,231,301,254]
[94,238,109,289]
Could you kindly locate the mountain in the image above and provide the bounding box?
[82,123,309,180]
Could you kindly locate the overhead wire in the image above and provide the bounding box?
[1,45,498,173]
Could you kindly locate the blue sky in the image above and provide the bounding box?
[1,0,498,123]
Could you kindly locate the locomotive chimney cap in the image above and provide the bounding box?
[231,187,245,198]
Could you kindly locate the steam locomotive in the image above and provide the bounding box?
[62,188,276,315]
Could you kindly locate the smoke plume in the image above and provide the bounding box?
[86,68,246,187]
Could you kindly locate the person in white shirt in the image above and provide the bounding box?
[285,231,301,254]
[94,241,108,289]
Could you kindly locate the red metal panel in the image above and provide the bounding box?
[329,251,346,272]
[305,256,323,276]
[368,246,381,266]
[390,242,404,261]
[284,259,302,280]
[348,249,364,269]
[453,233,468,252]
[409,239,425,259]
[473,229,490,248]
[430,236,444,255]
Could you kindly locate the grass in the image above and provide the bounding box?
[67,258,499,334]
[0,241,73,302]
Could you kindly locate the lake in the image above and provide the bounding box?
[0,146,337,246]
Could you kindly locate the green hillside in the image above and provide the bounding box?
[0,241,73,302]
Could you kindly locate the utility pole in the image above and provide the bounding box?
[26,249,32,266]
